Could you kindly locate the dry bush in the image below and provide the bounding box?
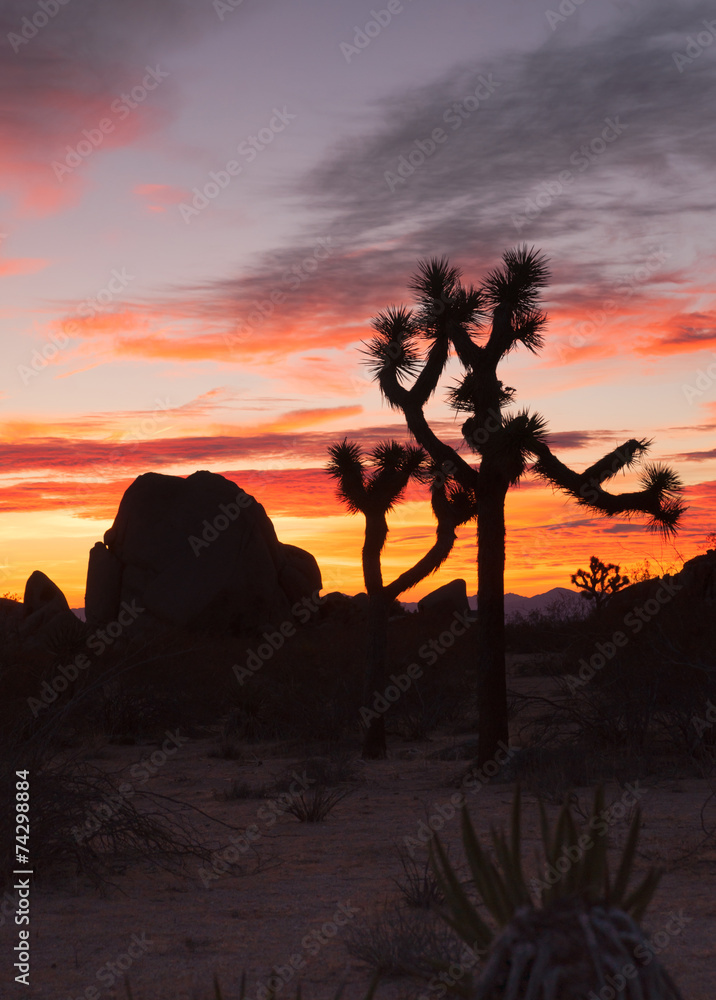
[392,845,445,909]
[285,785,351,822]
[344,905,464,978]
[0,751,212,890]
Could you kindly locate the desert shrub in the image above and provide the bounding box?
[285,784,351,822]
[497,744,645,802]
[207,734,244,759]
[97,681,170,742]
[0,751,211,889]
[379,610,476,741]
[392,845,444,909]
[505,598,588,655]
[344,905,464,977]
[392,666,474,740]
[42,613,92,664]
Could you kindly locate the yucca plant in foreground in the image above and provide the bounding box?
[430,787,684,999]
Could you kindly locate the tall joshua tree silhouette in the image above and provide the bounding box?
[365,248,685,766]
[326,439,476,758]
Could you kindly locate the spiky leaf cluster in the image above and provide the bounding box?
[408,257,486,338]
[429,787,682,999]
[481,245,550,316]
[461,410,549,485]
[638,463,687,534]
[430,787,661,954]
[325,438,426,517]
[447,371,516,413]
[363,306,422,395]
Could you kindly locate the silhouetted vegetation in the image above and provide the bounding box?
[571,554,630,611]
[364,248,685,767]
[326,439,476,758]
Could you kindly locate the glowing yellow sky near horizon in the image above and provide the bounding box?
[0,477,699,608]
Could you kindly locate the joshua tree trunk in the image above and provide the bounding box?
[360,511,390,759]
[328,439,476,760]
[476,486,509,765]
[361,591,390,758]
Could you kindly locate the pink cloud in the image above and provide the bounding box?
[133,183,191,213]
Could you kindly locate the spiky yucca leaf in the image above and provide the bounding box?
[638,462,687,537]
[447,370,516,413]
[581,438,651,485]
[408,257,487,340]
[431,830,494,953]
[326,438,427,518]
[638,462,683,498]
[481,246,550,316]
[408,256,463,300]
[365,441,427,515]
[429,787,683,1000]
[460,409,548,484]
[512,307,547,353]
[326,439,366,515]
[430,786,662,951]
[362,305,423,394]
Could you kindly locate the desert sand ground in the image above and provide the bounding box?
[4,710,714,1000]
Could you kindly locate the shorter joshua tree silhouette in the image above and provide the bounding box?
[571,555,630,612]
[326,439,476,759]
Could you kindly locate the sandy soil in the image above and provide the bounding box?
[2,726,714,1000]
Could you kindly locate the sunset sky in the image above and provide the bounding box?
[1,0,716,607]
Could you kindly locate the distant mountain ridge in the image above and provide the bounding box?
[73,588,587,621]
[401,586,587,617]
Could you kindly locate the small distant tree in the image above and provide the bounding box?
[571,555,630,612]
[326,439,476,759]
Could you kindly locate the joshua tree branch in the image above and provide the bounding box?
[450,320,484,370]
[531,440,685,534]
[375,363,413,412]
[384,522,458,601]
[581,439,651,483]
[408,337,451,409]
[403,401,481,491]
[384,486,477,600]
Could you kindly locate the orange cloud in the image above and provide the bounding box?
[0,257,49,277]
[635,310,716,355]
[41,303,370,375]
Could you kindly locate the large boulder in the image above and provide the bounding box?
[600,549,716,617]
[19,570,86,655]
[677,549,716,603]
[418,579,470,616]
[605,577,666,615]
[84,470,322,634]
